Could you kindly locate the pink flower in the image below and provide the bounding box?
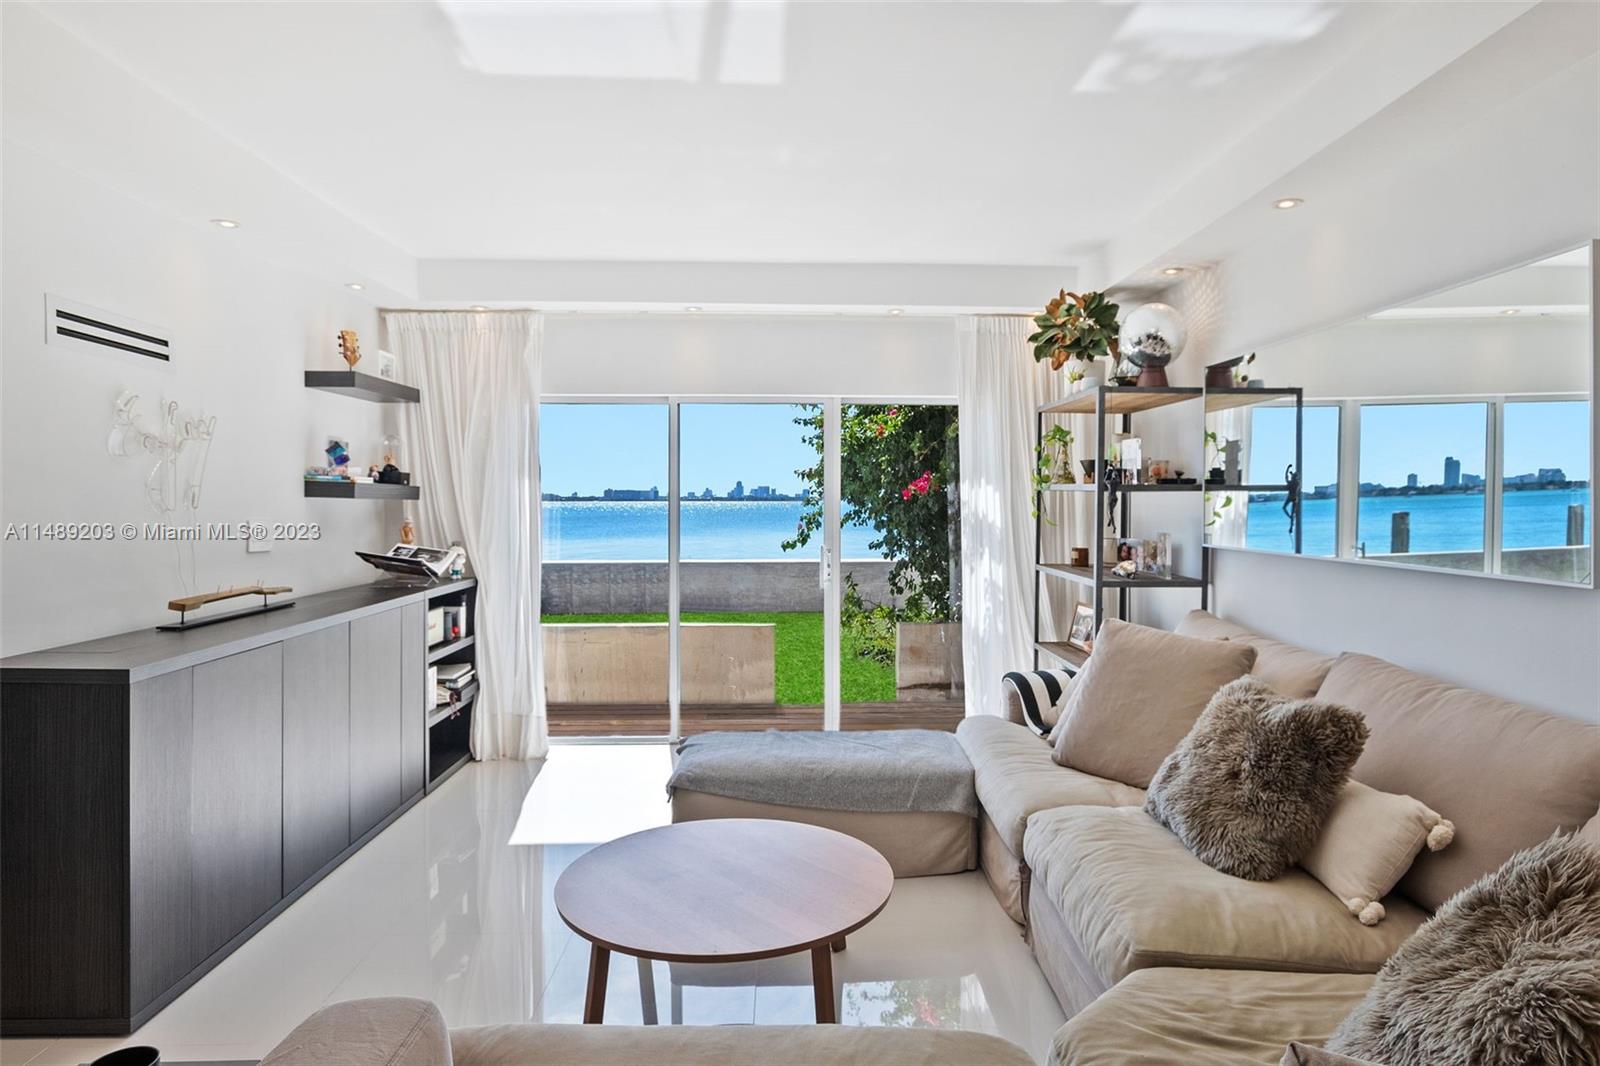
[902,487,912,500]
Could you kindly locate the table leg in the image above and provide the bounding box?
[831,935,846,952]
[583,944,610,1024]
[811,944,836,1024]
[637,955,658,1025]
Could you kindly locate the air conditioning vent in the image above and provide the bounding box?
[45,295,171,362]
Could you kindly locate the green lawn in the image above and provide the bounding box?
[543,612,894,704]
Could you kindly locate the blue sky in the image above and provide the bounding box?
[1249,400,1590,490]
[541,400,1591,498]
[540,403,815,496]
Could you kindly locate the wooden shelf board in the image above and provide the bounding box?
[304,370,420,404]
[427,634,475,663]
[1035,641,1089,672]
[1204,387,1301,412]
[304,480,420,500]
[1041,386,1203,416]
[1037,562,1205,589]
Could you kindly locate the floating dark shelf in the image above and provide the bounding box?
[427,635,475,663]
[305,370,420,404]
[304,480,420,500]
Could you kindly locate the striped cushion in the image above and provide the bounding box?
[1003,669,1075,737]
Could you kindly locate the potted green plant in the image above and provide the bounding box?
[1029,290,1121,388]
[1032,425,1075,519]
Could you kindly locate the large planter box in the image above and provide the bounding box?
[543,622,775,705]
[895,621,963,701]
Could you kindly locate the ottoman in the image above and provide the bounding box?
[667,729,978,877]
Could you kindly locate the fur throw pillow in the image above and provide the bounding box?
[1327,831,1600,1066]
[1144,676,1369,881]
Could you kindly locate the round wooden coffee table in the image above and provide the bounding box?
[555,818,894,1024]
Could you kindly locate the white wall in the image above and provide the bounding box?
[542,313,958,398]
[1136,44,1599,722]
[1,63,405,654]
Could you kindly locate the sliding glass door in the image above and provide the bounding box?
[678,403,827,731]
[539,397,962,739]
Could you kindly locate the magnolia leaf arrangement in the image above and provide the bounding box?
[1029,290,1122,370]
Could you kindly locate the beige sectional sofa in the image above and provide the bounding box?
[260,995,1037,1065]
[957,609,1600,1064]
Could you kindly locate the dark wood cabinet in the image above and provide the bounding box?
[401,602,426,799]
[350,608,404,839]
[128,670,196,1015]
[0,579,474,1036]
[191,645,284,961]
[283,626,352,892]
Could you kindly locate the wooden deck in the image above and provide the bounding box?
[547,700,965,737]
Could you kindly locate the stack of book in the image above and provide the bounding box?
[433,661,476,708]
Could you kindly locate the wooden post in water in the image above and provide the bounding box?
[1390,512,1410,554]
[1567,504,1585,546]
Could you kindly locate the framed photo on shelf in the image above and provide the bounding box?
[1067,603,1097,652]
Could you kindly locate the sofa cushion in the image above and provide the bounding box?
[1299,781,1455,926]
[957,715,1144,858]
[1580,807,1600,850]
[1319,652,1600,911]
[261,997,452,1066]
[1145,677,1369,881]
[1052,620,1257,788]
[1176,609,1335,698]
[1025,806,1427,986]
[1049,967,1374,1066]
[453,1023,1036,1065]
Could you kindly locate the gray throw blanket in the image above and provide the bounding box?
[667,729,977,817]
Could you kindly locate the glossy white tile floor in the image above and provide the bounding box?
[0,744,1065,1065]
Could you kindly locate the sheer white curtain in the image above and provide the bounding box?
[957,317,1086,717]
[382,311,547,761]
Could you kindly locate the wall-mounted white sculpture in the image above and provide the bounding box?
[109,390,218,517]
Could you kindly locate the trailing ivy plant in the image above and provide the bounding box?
[1032,424,1076,520]
[1028,290,1122,370]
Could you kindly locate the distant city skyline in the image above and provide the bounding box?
[540,403,815,498]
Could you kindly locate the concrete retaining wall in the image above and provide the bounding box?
[543,622,775,704]
[542,559,897,614]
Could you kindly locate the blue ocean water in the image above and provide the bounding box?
[1244,488,1590,557]
[543,500,889,561]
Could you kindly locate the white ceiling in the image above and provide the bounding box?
[28,0,1497,268]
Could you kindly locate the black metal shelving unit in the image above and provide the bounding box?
[1032,386,1208,674]
[1201,387,1305,556]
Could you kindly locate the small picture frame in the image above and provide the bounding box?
[1067,604,1097,652]
[1141,533,1171,577]
[376,349,398,381]
[1115,537,1145,567]
[1119,436,1143,480]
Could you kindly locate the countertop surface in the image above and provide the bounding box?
[2,577,475,683]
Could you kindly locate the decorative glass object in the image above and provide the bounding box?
[1120,303,1187,386]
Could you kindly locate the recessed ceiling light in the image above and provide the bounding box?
[1161,267,1184,276]
[470,305,488,312]
[1272,198,1304,210]
[211,218,240,229]
[1501,308,1521,316]
[685,305,703,313]
[346,282,365,291]
[888,308,904,316]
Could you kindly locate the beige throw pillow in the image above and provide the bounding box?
[1052,619,1257,788]
[1300,781,1455,925]
[1577,808,1600,851]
